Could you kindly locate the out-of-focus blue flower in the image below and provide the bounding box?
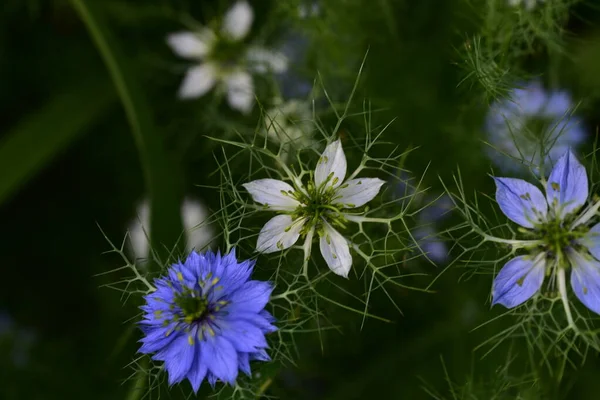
[0,310,13,335]
[138,249,276,392]
[0,311,37,368]
[492,150,600,314]
[484,81,585,173]
[416,195,453,263]
[392,172,452,263]
[276,32,313,100]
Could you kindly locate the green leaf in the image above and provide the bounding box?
[70,0,183,259]
[0,80,115,206]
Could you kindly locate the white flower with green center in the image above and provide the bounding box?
[166,1,287,113]
[243,140,385,277]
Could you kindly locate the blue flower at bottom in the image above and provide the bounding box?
[491,149,600,314]
[138,249,276,392]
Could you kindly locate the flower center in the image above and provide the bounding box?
[538,218,587,260]
[211,38,247,68]
[175,292,209,324]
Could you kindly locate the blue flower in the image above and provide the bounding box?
[491,149,600,314]
[415,195,453,263]
[484,81,585,173]
[393,172,453,263]
[138,249,276,392]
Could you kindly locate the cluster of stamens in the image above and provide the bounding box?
[153,272,229,344]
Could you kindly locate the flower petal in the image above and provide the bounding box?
[247,47,288,74]
[203,336,239,385]
[178,64,217,99]
[243,179,300,212]
[334,178,385,208]
[128,199,150,260]
[226,71,254,113]
[186,345,208,393]
[227,280,273,313]
[166,31,214,59]
[494,177,547,228]
[181,197,214,253]
[256,215,305,253]
[546,149,588,219]
[319,220,352,277]
[315,139,347,190]
[492,255,545,308]
[580,223,600,261]
[221,320,267,352]
[161,334,197,385]
[568,250,600,314]
[222,1,254,41]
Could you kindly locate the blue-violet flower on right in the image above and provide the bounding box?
[492,149,600,315]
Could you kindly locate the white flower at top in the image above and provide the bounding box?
[166,1,288,113]
[128,197,215,264]
[507,0,544,10]
[243,140,385,277]
[262,99,316,162]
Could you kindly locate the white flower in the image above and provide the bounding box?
[262,99,316,161]
[166,1,288,113]
[128,197,215,264]
[242,140,385,277]
[507,0,543,10]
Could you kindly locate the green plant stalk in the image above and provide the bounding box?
[70,0,183,261]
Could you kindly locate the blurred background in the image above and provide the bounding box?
[3,0,600,398]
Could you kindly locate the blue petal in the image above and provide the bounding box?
[581,223,600,261]
[219,310,277,334]
[203,336,239,385]
[541,90,571,117]
[492,255,546,308]
[414,227,448,264]
[511,81,546,115]
[546,149,588,219]
[186,343,208,393]
[568,250,600,315]
[227,281,273,313]
[237,352,251,376]
[138,325,179,354]
[213,253,254,298]
[249,349,271,361]
[160,333,197,386]
[494,178,548,228]
[221,320,268,352]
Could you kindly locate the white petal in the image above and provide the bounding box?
[222,1,254,41]
[319,220,352,277]
[257,215,306,253]
[247,47,288,74]
[242,179,301,211]
[166,30,215,59]
[128,199,151,260]
[226,71,254,113]
[178,63,217,99]
[315,139,347,190]
[181,198,214,253]
[334,178,385,208]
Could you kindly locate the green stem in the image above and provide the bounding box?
[125,358,148,400]
[70,0,183,261]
